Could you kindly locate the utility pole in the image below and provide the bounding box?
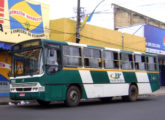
[76,0,81,43]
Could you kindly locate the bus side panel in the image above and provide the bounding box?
[45,85,67,101]
[79,70,129,98]
[123,72,137,83]
[44,70,87,101]
[136,72,152,94]
[148,73,160,92]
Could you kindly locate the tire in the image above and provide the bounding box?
[122,84,138,102]
[65,86,81,107]
[37,100,50,106]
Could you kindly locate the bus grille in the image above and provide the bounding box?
[11,83,37,87]
[16,88,32,92]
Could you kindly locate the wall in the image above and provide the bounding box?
[0,51,11,96]
[50,18,146,52]
[113,4,165,30]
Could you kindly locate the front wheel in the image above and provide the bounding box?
[65,86,81,107]
[122,85,138,102]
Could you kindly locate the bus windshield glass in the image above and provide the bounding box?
[12,48,43,77]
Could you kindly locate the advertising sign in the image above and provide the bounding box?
[8,0,44,36]
[145,25,165,55]
[0,0,49,43]
[0,0,4,32]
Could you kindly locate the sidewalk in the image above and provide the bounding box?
[0,96,9,105]
[0,87,165,105]
[151,86,165,96]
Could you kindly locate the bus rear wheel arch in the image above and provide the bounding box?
[122,84,138,102]
[65,85,81,107]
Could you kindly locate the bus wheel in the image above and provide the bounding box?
[37,100,50,106]
[65,86,81,107]
[122,84,138,102]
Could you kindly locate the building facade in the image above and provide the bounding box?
[0,0,50,96]
[50,18,146,52]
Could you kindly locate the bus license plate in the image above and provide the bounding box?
[20,93,25,97]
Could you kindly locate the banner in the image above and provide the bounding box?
[145,25,165,55]
[0,0,49,43]
[8,0,44,35]
[0,0,4,32]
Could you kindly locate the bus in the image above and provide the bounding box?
[9,39,160,106]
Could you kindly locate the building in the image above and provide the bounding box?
[0,0,50,96]
[112,4,165,30]
[50,18,146,52]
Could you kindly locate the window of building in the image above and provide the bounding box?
[63,46,82,67]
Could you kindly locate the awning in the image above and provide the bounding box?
[0,42,12,50]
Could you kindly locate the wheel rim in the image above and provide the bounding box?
[70,90,79,103]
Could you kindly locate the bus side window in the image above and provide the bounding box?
[47,48,58,65]
[46,45,61,74]
[154,57,158,71]
[103,50,119,69]
[148,56,155,71]
[83,48,101,68]
[121,53,133,70]
[63,46,82,67]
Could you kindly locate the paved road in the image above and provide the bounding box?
[0,96,165,120]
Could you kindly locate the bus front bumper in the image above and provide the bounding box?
[10,92,45,101]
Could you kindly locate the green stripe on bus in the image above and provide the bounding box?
[90,71,110,83]
[148,73,160,92]
[46,70,87,99]
[87,45,104,50]
[123,72,137,83]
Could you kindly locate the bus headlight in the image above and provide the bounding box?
[10,88,15,92]
[38,87,45,92]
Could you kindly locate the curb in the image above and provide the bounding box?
[0,97,9,105]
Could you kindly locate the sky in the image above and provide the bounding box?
[35,0,165,29]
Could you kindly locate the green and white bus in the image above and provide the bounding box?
[10,39,160,106]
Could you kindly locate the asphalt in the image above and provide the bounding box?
[1,87,165,105]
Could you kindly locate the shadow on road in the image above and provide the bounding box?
[11,96,156,110]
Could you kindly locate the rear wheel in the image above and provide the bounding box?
[122,84,138,102]
[65,86,81,107]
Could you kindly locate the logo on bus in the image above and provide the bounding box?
[110,73,121,80]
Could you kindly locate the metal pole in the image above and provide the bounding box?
[76,0,81,43]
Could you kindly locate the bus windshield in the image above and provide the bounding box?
[12,48,43,77]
